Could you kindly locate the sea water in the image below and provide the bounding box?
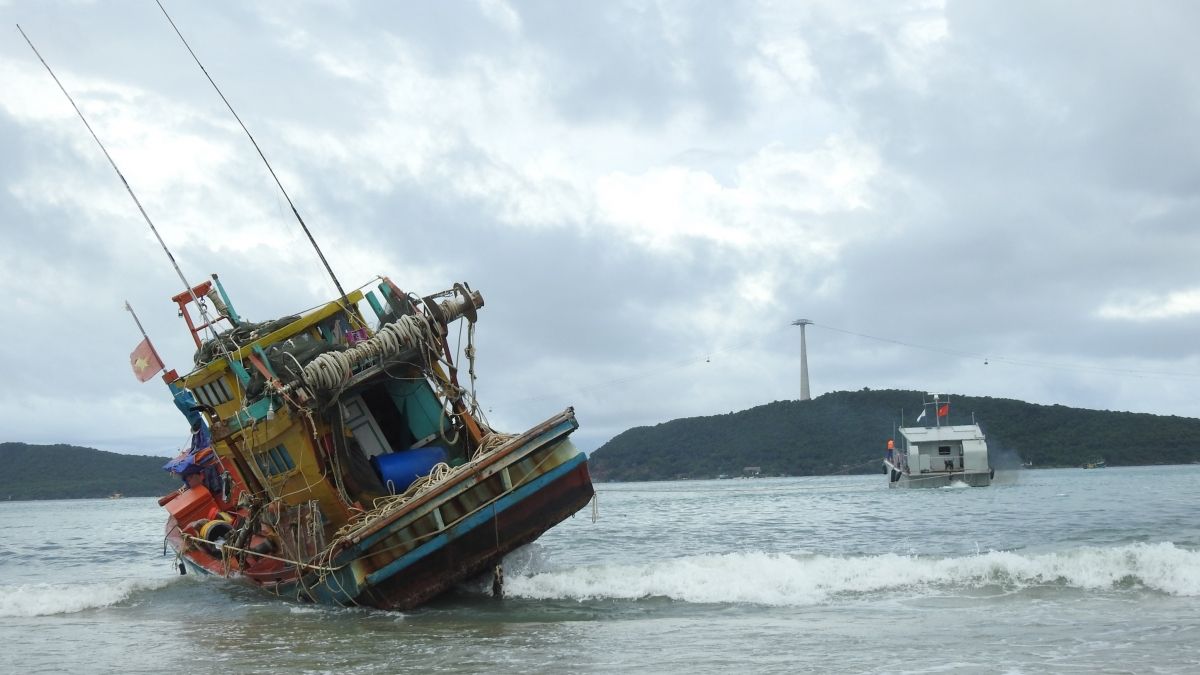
[2,465,1199,673]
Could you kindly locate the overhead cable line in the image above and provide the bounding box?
[501,315,1199,411]
[811,322,1200,381]
[501,322,793,406]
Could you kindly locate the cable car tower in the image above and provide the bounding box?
[792,319,813,401]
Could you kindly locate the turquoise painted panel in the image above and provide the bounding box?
[384,379,445,441]
[365,291,385,321]
[251,345,278,377]
[228,360,251,386]
[227,398,274,431]
[378,282,398,314]
[211,274,242,324]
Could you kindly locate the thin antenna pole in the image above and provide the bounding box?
[125,300,150,339]
[17,23,217,342]
[154,0,349,303]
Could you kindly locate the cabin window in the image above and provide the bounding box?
[192,377,233,407]
[256,444,296,477]
[938,446,952,456]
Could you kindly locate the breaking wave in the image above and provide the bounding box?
[0,577,177,617]
[504,542,1200,606]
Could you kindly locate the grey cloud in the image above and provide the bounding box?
[514,1,754,126]
[2,0,1198,456]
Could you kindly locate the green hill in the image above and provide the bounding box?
[588,389,1200,482]
[0,442,179,500]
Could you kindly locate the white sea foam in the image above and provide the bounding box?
[288,605,325,614]
[0,577,177,617]
[504,542,1200,606]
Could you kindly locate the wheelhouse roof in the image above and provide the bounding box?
[899,424,986,443]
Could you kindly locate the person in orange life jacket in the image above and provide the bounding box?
[886,438,895,463]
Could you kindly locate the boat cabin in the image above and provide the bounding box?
[885,395,993,488]
[899,425,989,475]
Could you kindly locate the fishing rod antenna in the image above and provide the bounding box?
[154,0,351,305]
[16,22,220,345]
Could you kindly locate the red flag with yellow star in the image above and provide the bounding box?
[130,337,164,383]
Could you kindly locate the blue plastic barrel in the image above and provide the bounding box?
[371,447,448,493]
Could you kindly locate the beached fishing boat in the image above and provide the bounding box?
[883,394,993,488]
[18,14,592,611]
[155,276,593,609]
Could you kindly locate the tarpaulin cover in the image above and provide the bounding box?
[162,425,214,476]
[162,447,216,476]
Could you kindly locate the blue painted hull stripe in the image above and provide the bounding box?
[362,451,587,588]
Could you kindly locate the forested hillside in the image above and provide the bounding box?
[0,443,178,500]
[588,389,1200,482]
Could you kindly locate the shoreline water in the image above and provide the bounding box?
[3,465,1198,672]
[1,461,1186,502]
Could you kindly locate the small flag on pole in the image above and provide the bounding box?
[937,403,950,417]
[130,337,164,383]
[915,408,927,423]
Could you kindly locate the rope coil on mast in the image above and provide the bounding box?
[301,314,439,392]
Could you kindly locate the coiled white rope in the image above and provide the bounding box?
[302,314,436,392]
[328,431,519,543]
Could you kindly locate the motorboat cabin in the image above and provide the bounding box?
[884,395,993,488]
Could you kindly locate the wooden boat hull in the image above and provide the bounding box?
[166,412,593,610]
[343,450,590,609]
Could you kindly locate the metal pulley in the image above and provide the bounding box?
[423,282,484,325]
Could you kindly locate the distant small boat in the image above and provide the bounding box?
[1083,459,1106,469]
[109,492,123,499]
[884,393,994,488]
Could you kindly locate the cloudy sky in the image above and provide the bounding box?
[2,0,1198,456]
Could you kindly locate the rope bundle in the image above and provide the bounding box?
[302,314,436,391]
[329,432,519,543]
